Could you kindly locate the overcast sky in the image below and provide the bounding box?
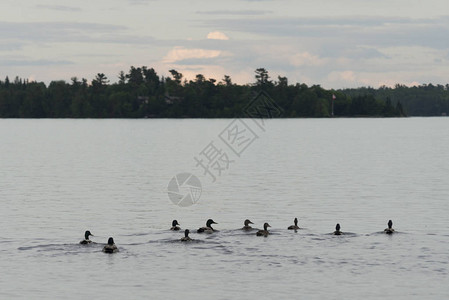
[1,0,448,88]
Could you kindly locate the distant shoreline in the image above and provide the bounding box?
[3,67,449,118]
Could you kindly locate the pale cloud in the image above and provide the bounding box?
[370,76,426,88]
[163,47,222,63]
[327,70,362,87]
[340,71,356,82]
[207,31,230,40]
[290,52,326,67]
[327,70,436,88]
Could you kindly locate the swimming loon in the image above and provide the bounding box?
[384,220,395,234]
[287,218,300,230]
[256,223,271,237]
[102,237,118,253]
[242,219,254,230]
[79,230,93,244]
[170,220,181,231]
[197,219,217,233]
[333,223,342,235]
[180,229,192,241]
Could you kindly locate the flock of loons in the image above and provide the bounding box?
[81,218,396,253]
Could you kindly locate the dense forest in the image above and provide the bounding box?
[0,66,447,118]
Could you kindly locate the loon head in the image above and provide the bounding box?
[172,220,180,227]
[294,218,298,226]
[84,230,93,240]
[244,219,254,226]
[336,223,341,231]
[206,219,217,227]
[264,223,271,230]
[107,237,114,245]
[184,229,190,237]
[388,220,393,229]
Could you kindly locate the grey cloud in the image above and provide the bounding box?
[178,14,449,87]
[0,42,23,51]
[0,22,125,42]
[318,46,388,59]
[196,10,272,16]
[0,59,73,67]
[203,15,449,49]
[128,0,157,5]
[179,36,386,67]
[169,37,429,83]
[0,22,157,45]
[35,5,83,12]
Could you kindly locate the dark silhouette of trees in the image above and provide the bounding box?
[3,67,448,118]
[254,68,273,90]
[221,75,233,87]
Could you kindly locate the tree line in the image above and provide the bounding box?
[3,66,444,118]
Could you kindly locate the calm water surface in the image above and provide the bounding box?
[0,118,448,299]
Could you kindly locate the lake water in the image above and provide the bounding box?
[1,118,448,299]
